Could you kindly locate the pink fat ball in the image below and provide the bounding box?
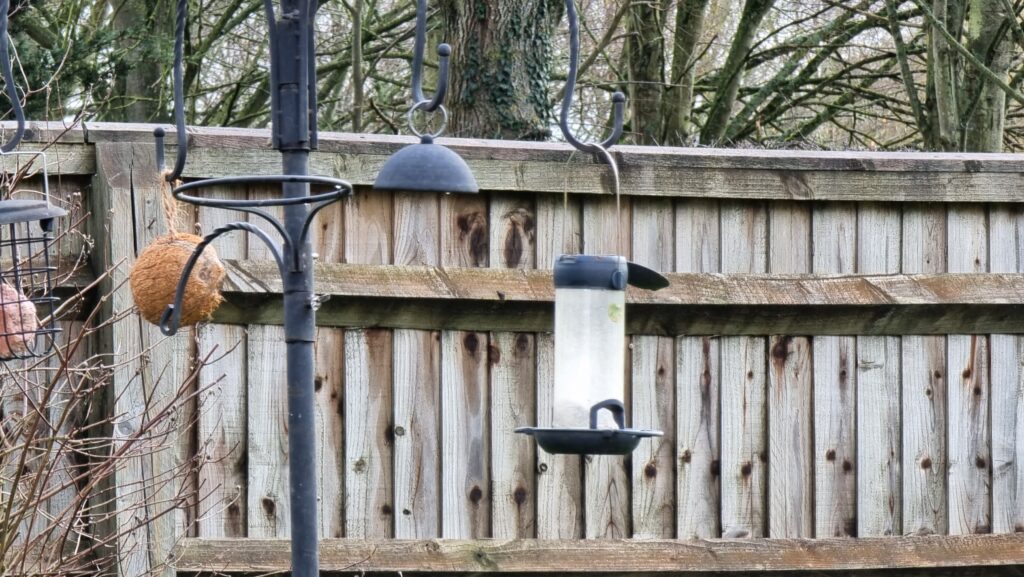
[0,282,38,358]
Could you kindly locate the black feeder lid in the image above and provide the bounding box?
[0,199,66,226]
[516,399,663,456]
[373,135,479,195]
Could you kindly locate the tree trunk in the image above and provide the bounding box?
[928,0,960,151]
[662,0,710,145]
[108,0,175,122]
[441,0,563,140]
[625,0,666,145]
[962,0,1013,151]
[698,0,775,145]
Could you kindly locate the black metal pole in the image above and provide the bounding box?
[277,2,318,576]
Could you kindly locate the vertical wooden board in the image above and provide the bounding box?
[133,146,197,573]
[631,197,675,538]
[675,199,721,539]
[197,186,248,539]
[535,334,584,538]
[768,202,812,539]
[812,202,857,538]
[244,184,288,540]
[535,193,581,268]
[91,143,150,575]
[392,329,441,538]
[631,336,675,538]
[990,205,1024,534]
[534,194,583,539]
[246,325,289,538]
[344,185,394,538]
[489,194,536,539]
[490,331,536,538]
[441,193,490,538]
[857,203,902,536]
[440,330,490,538]
[343,329,394,538]
[393,191,441,539]
[676,336,720,539]
[582,194,631,539]
[315,328,344,538]
[902,204,947,535]
[719,201,767,538]
[947,205,991,535]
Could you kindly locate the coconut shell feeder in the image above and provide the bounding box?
[130,232,225,327]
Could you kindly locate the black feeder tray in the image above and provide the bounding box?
[516,399,662,455]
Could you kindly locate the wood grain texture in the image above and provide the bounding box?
[675,199,721,539]
[812,203,857,538]
[344,185,394,538]
[344,329,394,538]
[246,325,289,538]
[902,204,948,535]
[393,191,442,539]
[441,192,490,539]
[489,194,536,539]
[857,204,902,536]
[989,205,1024,534]
[173,533,1024,573]
[719,201,767,538]
[534,193,583,539]
[314,328,344,538]
[582,194,631,539]
[630,197,675,539]
[947,205,991,535]
[197,186,248,539]
[768,202,812,539]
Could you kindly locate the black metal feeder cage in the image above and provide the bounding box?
[0,0,66,361]
[0,186,66,360]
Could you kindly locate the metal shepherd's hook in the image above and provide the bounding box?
[411,0,450,112]
[559,0,626,158]
[154,0,190,179]
[0,0,25,153]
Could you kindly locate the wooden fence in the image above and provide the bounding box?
[13,122,1024,575]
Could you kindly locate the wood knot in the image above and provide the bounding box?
[920,456,932,470]
[680,449,692,464]
[469,485,483,504]
[644,462,658,478]
[463,332,480,355]
[353,458,367,473]
[513,486,527,505]
[710,460,720,476]
[842,460,853,472]
[825,449,837,461]
[381,504,393,515]
[976,456,987,469]
[740,461,753,477]
[261,497,276,517]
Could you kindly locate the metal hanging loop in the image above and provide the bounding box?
[410,0,450,113]
[0,0,25,153]
[154,0,190,180]
[559,0,626,157]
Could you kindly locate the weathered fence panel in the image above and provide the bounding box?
[17,123,1024,574]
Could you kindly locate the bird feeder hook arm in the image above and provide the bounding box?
[0,0,25,153]
[159,222,285,336]
[559,0,626,156]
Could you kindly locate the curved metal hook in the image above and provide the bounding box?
[0,0,25,153]
[155,0,189,179]
[559,0,625,157]
[160,222,285,336]
[410,0,449,112]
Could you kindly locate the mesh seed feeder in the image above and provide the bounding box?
[516,255,669,455]
[0,165,67,360]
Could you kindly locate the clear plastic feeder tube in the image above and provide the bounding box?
[552,255,627,430]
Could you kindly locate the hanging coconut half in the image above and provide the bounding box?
[0,281,38,357]
[130,233,225,327]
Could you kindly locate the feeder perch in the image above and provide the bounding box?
[516,254,668,455]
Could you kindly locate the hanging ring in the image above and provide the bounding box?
[407,101,448,140]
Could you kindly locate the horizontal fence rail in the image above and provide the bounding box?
[6,122,1024,575]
